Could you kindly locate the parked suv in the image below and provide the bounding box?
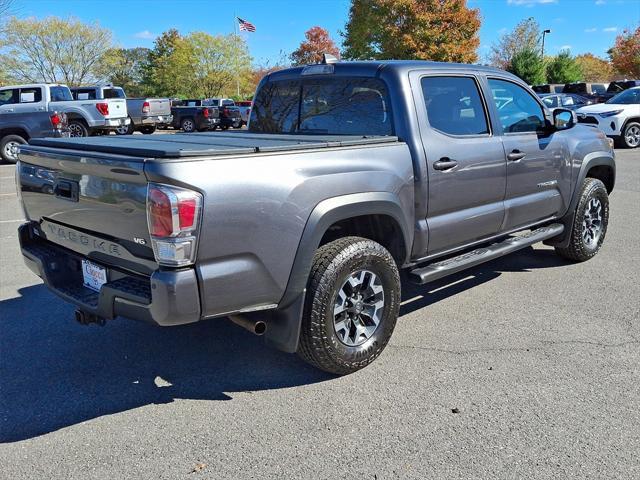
[16,60,615,375]
[576,86,640,148]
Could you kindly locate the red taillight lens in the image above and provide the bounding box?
[50,113,61,128]
[178,198,197,229]
[96,102,109,116]
[142,101,150,113]
[223,107,229,115]
[148,187,173,237]
[203,108,209,118]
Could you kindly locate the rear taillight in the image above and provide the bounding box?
[146,183,202,266]
[202,108,210,118]
[142,101,150,114]
[96,102,109,116]
[223,107,230,115]
[50,112,66,129]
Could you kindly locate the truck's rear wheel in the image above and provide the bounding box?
[115,118,134,135]
[297,236,400,375]
[181,118,195,133]
[68,120,89,137]
[555,178,609,262]
[140,125,156,135]
[0,134,27,163]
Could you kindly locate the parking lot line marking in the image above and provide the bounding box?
[0,219,24,223]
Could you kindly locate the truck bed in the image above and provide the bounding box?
[28,131,399,159]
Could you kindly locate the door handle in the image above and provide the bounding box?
[433,158,458,171]
[507,150,526,161]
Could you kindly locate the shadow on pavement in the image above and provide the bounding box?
[0,246,570,443]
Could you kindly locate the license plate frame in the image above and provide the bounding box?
[81,259,107,292]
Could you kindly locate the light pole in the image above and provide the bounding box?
[541,29,551,58]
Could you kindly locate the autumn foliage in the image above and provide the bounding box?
[608,26,640,78]
[290,26,340,66]
[342,0,481,63]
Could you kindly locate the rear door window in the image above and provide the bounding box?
[0,89,18,106]
[421,76,489,136]
[19,88,42,103]
[488,79,546,134]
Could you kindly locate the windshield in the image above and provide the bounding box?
[50,86,73,102]
[249,77,393,136]
[606,89,640,105]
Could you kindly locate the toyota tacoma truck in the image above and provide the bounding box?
[16,59,616,375]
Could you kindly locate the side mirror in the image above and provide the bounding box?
[553,108,575,130]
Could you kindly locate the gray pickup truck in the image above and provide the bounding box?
[16,60,615,375]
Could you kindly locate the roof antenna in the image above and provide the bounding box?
[322,53,338,64]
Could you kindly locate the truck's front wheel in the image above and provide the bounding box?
[555,178,609,262]
[297,237,401,375]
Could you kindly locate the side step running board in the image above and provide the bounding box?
[409,223,564,284]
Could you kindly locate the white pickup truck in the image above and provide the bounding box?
[0,83,130,137]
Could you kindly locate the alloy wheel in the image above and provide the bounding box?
[3,141,19,161]
[625,125,640,147]
[333,270,385,347]
[582,197,603,247]
[68,123,85,137]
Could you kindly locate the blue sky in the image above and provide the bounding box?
[12,0,640,64]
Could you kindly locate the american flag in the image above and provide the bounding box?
[237,17,256,32]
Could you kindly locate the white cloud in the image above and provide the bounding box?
[507,0,557,5]
[603,27,618,32]
[134,30,157,40]
[498,27,508,34]
[559,45,572,51]
[584,27,598,33]
[595,0,605,5]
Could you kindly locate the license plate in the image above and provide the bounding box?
[82,260,107,292]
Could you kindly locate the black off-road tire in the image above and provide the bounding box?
[297,236,401,375]
[140,125,157,135]
[555,178,609,262]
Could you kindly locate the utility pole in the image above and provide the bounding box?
[541,29,551,58]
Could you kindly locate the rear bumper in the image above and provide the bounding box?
[94,117,131,130]
[220,117,241,128]
[140,114,173,125]
[19,223,201,326]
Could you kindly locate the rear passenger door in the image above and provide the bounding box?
[485,78,571,231]
[12,87,45,114]
[410,72,507,254]
[0,88,19,114]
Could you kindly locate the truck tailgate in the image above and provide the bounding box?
[17,145,156,274]
[104,99,128,119]
[148,98,171,116]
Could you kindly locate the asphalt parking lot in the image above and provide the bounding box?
[0,149,638,479]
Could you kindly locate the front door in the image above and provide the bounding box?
[412,73,507,255]
[485,78,571,231]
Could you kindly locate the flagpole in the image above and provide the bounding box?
[233,13,240,98]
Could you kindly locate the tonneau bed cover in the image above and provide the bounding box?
[27,131,399,159]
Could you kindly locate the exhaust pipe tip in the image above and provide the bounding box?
[229,315,267,336]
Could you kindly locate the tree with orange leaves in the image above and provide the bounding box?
[342,0,481,63]
[608,26,640,78]
[290,26,340,66]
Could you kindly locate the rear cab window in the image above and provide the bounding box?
[103,88,126,99]
[19,87,43,103]
[249,77,393,136]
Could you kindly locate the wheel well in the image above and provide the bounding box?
[623,117,640,129]
[66,114,87,125]
[319,214,407,264]
[0,128,29,141]
[587,165,614,193]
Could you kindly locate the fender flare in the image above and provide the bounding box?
[263,191,412,353]
[546,151,615,248]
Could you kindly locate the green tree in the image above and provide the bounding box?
[95,47,150,97]
[575,54,614,82]
[0,16,113,85]
[508,48,546,85]
[342,0,481,63]
[142,29,189,97]
[546,50,582,84]
[490,17,540,70]
[186,32,252,98]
